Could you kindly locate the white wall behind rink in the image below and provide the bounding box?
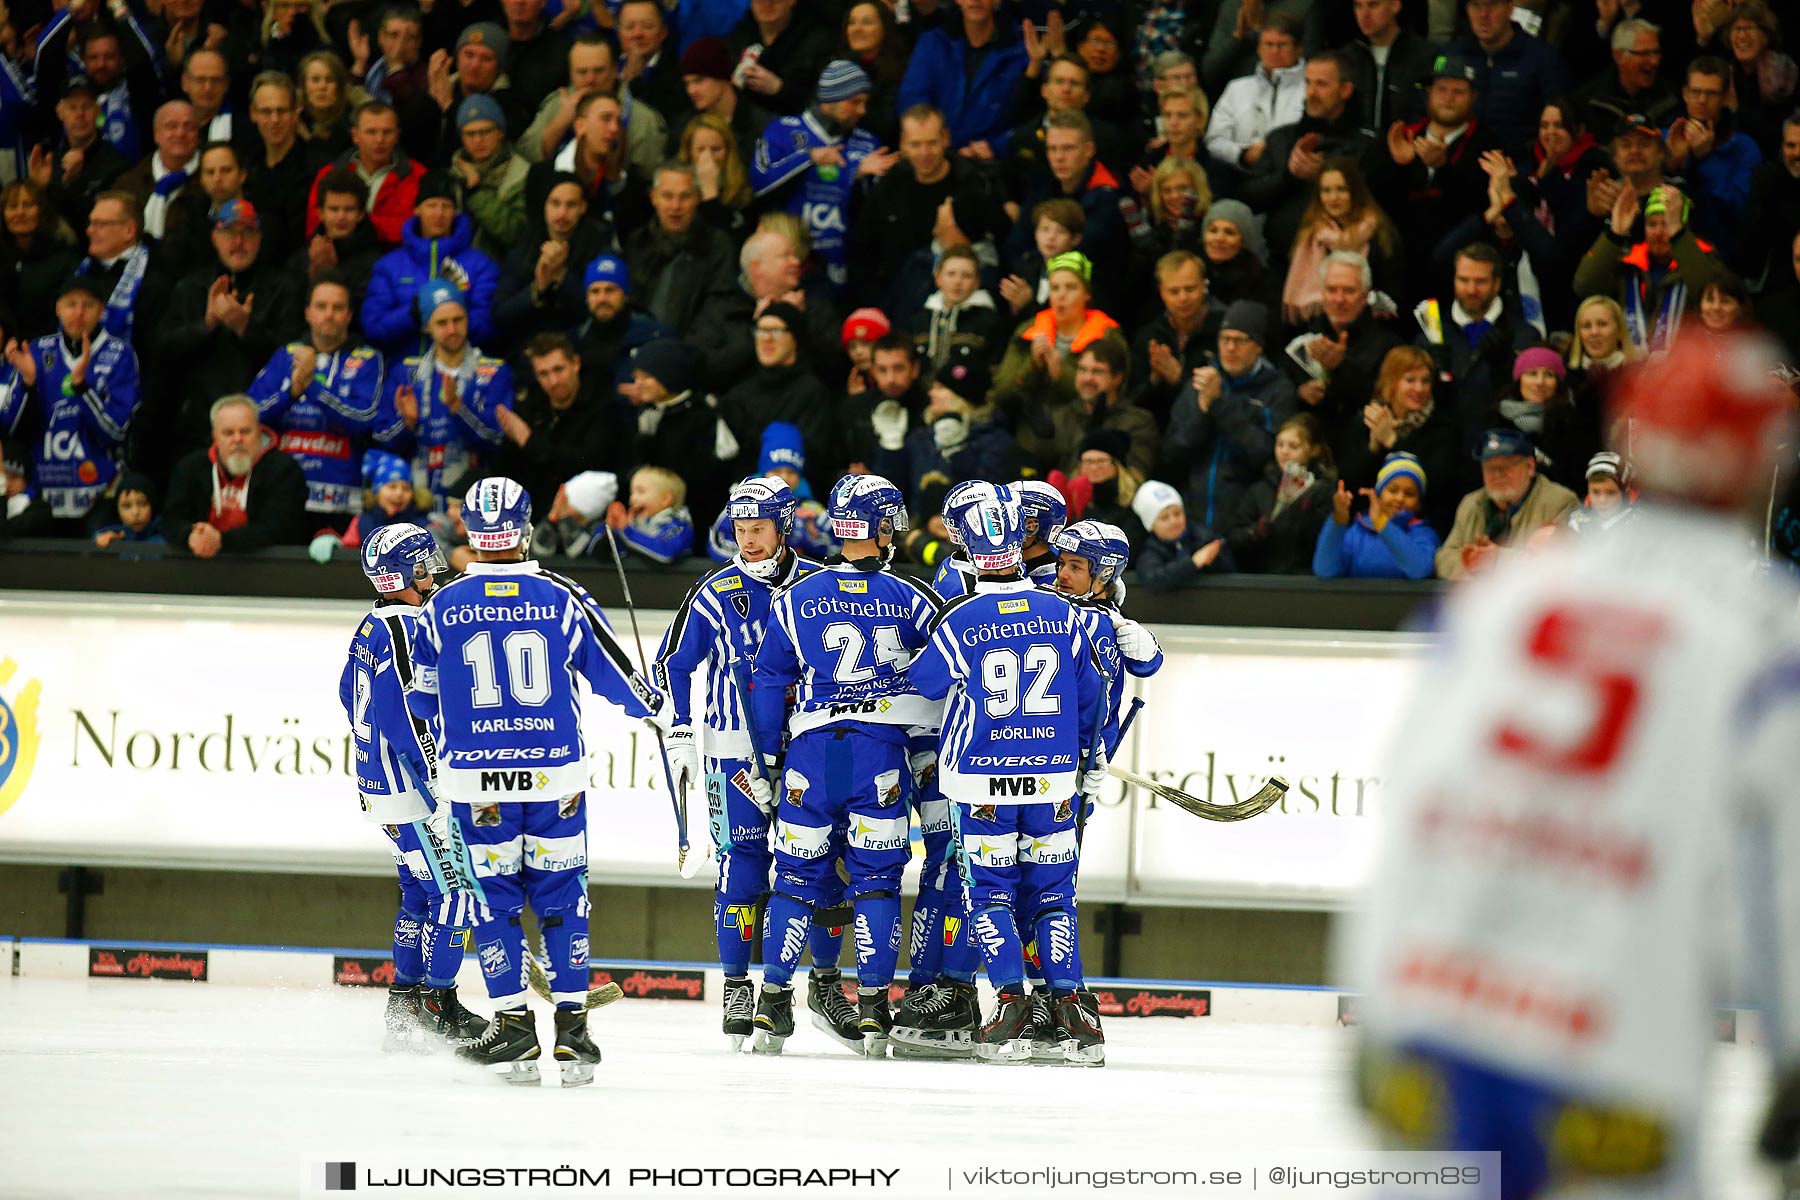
[0,593,1427,910]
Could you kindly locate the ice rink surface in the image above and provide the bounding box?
[0,976,1782,1199]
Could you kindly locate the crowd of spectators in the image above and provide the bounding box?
[2,0,1798,582]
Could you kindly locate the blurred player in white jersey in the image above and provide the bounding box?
[1340,333,1800,1198]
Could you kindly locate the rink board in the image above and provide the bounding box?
[0,593,1424,909]
[5,935,1767,1044]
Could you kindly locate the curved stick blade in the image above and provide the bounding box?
[1109,766,1288,823]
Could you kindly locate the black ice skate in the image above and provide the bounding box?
[891,982,978,1060]
[418,985,489,1046]
[806,968,864,1054]
[857,986,894,1058]
[722,976,755,1052]
[552,1007,601,1087]
[976,988,1033,1063]
[752,983,795,1055]
[456,1007,541,1084]
[381,985,425,1053]
[1053,989,1106,1067]
[1025,988,1060,1062]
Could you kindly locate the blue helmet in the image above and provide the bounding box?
[955,487,1023,572]
[940,479,1005,547]
[360,523,446,594]
[725,474,799,534]
[827,473,908,541]
[462,476,532,553]
[1051,519,1130,587]
[1013,480,1067,544]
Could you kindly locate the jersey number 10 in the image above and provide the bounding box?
[464,629,552,708]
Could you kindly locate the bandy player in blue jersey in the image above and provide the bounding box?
[654,476,862,1053]
[1039,519,1165,1064]
[340,524,488,1052]
[408,477,666,1086]
[892,480,1013,1059]
[746,474,941,1056]
[910,488,1107,1064]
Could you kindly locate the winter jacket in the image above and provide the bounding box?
[285,219,385,312]
[1006,159,1128,312]
[493,218,619,346]
[1434,474,1579,580]
[247,342,386,516]
[1240,111,1382,262]
[851,157,1011,314]
[839,383,925,484]
[517,85,670,181]
[593,504,694,564]
[575,307,674,396]
[896,16,1032,153]
[1344,30,1440,131]
[1227,469,1335,575]
[1478,392,1602,495]
[1337,401,1463,537]
[306,152,427,248]
[362,214,501,362]
[1313,512,1439,579]
[1572,225,1728,355]
[0,234,83,340]
[902,412,1021,499]
[163,430,310,553]
[1205,63,1306,167]
[623,221,743,338]
[1164,355,1299,531]
[1413,297,1541,454]
[689,282,846,396]
[990,309,1125,417]
[725,9,834,117]
[719,362,838,495]
[906,290,1009,379]
[155,256,304,460]
[1135,518,1236,592]
[1282,308,1403,435]
[634,388,742,526]
[456,146,532,259]
[1447,30,1569,158]
[1664,119,1762,263]
[491,377,633,508]
[1018,391,1159,481]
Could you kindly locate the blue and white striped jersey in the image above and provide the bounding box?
[752,559,942,740]
[654,552,822,757]
[340,599,438,824]
[407,560,663,803]
[909,579,1104,805]
[1071,597,1164,757]
[932,550,1056,600]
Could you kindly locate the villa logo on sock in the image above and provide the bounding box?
[1047,913,1075,968]
[781,916,808,965]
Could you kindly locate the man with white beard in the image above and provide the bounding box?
[162,393,309,557]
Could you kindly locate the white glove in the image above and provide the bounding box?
[932,414,968,452]
[746,771,774,813]
[1078,749,1108,799]
[871,399,909,451]
[664,725,697,794]
[1113,617,1157,663]
[308,532,339,564]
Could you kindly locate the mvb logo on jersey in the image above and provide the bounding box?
[479,769,550,792]
[988,776,1053,798]
[484,581,519,597]
[0,657,45,820]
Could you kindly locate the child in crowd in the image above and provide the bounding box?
[709,423,837,561]
[1132,479,1234,591]
[1567,450,1636,535]
[1312,452,1440,579]
[329,451,432,554]
[842,308,891,391]
[90,472,165,547]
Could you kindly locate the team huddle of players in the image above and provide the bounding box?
[340,465,1158,1080]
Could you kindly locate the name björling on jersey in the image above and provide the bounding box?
[992,725,1055,741]
[958,615,1069,647]
[795,597,914,621]
[440,601,562,626]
